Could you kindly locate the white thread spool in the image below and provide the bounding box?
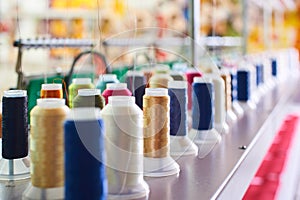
[101,96,149,200]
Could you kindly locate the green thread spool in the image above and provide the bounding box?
[73,89,105,109]
[68,78,94,108]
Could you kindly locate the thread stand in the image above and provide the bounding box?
[232,101,244,118]
[0,157,30,181]
[189,128,221,159]
[170,136,198,157]
[226,109,238,125]
[23,186,63,200]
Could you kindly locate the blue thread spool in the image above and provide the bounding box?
[192,79,214,130]
[125,71,146,109]
[271,59,277,77]
[230,70,244,118]
[168,81,198,156]
[237,70,251,101]
[189,77,221,158]
[64,108,107,200]
[256,64,263,86]
[237,69,256,110]
[96,74,119,93]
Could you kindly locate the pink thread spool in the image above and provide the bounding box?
[102,83,132,104]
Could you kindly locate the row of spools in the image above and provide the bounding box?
[0,48,299,199]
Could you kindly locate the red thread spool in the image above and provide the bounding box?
[40,84,63,99]
[102,83,132,104]
[185,70,202,110]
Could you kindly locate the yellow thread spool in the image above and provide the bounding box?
[30,99,69,189]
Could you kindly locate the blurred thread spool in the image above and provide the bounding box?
[102,83,132,104]
[30,98,69,189]
[2,90,28,159]
[143,70,153,88]
[143,88,170,158]
[96,74,119,93]
[237,70,251,101]
[64,108,107,200]
[68,78,94,108]
[102,96,149,199]
[230,71,238,102]
[125,71,146,109]
[185,70,202,110]
[192,79,214,131]
[73,89,105,109]
[271,59,277,77]
[256,64,263,86]
[40,84,63,98]
[221,74,232,111]
[170,71,185,81]
[149,74,173,88]
[168,81,188,136]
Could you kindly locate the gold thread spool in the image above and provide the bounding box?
[221,74,232,111]
[149,74,173,88]
[143,89,170,158]
[30,99,69,188]
[40,84,63,99]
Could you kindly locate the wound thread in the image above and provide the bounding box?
[64,108,107,200]
[73,89,105,109]
[168,81,188,136]
[237,70,251,101]
[143,89,170,158]
[40,84,63,99]
[221,74,232,111]
[2,90,28,159]
[125,71,146,109]
[30,99,69,188]
[68,78,94,108]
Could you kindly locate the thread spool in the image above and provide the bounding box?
[40,84,63,98]
[168,81,198,156]
[96,74,119,93]
[23,98,69,200]
[125,71,146,109]
[101,96,149,199]
[64,108,107,200]
[73,89,105,109]
[143,70,153,88]
[237,69,256,110]
[256,64,264,86]
[102,83,132,104]
[185,70,202,110]
[143,88,180,177]
[230,70,244,118]
[271,58,277,77]
[0,90,30,181]
[169,71,185,81]
[221,73,237,124]
[189,78,221,158]
[68,78,94,108]
[149,74,173,88]
[203,74,228,134]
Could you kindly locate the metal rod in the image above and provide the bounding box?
[8,160,14,176]
[188,0,201,67]
[242,0,249,55]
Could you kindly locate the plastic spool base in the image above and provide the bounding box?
[232,101,244,118]
[22,184,64,200]
[170,136,198,157]
[238,100,256,111]
[226,110,237,124]
[107,181,149,200]
[0,157,30,181]
[189,128,221,158]
[215,122,229,135]
[143,156,180,177]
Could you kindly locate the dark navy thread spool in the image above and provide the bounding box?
[64,108,107,200]
[230,71,238,103]
[168,81,198,156]
[237,70,251,102]
[2,90,28,159]
[271,59,277,77]
[125,71,146,109]
[192,78,214,131]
